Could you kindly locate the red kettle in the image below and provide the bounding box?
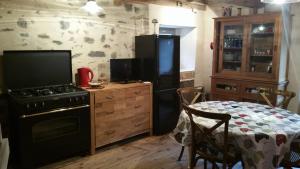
[77,67,94,87]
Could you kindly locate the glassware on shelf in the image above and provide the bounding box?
[224,36,243,49]
[224,53,234,61]
[248,23,275,74]
[267,62,272,73]
[223,25,243,72]
[252,23,274,34]
[251,65,256,72]
[266,26,274,33]
[253,48,273,56]
[234,53,241,61]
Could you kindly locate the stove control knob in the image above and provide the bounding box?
[26,104,31,113]
[75,97,79,102]
[41,102,45,107]
[69,98,72,103]
[34,103,37,108]
[82,96,87,102]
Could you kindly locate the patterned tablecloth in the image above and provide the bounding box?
[171,101,300,169]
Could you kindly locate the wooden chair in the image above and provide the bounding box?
[257,88,296,109]
[176,86,206,161]
[281,138,300,169]
[177,86,206,106]
[182,104,241,169]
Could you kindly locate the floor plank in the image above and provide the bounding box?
[39,135,198,169]
[39,135,248,169]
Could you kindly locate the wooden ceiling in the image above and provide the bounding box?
[206,0,264,8]
[124,0,264,8]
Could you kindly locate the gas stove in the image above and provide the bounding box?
[8,84,89,115]
[4,50,91,169]
[9,84,84,99]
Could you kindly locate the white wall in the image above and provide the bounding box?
[149,4,198,33]
[287,3,300,113]
[149,4,204,72]
[194,5,216,88]
[176,27,197,71]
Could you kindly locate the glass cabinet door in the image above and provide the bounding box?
[221,24,244,72]
[247,23,275,74]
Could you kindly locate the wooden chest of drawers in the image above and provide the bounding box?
[86,83,152,154]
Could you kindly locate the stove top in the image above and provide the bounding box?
[9,84,84,99]
[8,84,89,114]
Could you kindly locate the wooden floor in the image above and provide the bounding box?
[40,135,239,169]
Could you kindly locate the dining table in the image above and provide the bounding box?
[171,101,300,169]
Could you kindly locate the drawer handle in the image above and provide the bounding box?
[105,130,115,135]
[134,123,143,127]
[105,96,113,100]
[134,91,141,95]
[105,111,114,115]
[134,105,142,109]
[95,103,103,107]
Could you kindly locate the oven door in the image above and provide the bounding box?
[17,105,90,169]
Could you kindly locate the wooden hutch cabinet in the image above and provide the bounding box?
[211,13,288,103]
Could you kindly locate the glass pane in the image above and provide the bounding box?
[216,83,237,92]
[245,87,259,94]
[158,38,179,89]
[159,38,174,76]
[222,25,243,71]
[32,117,79,143]
[248,23,274,73]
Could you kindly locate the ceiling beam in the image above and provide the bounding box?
[120,0,265,9]
[123,0,206,9]
[206,0,264,8]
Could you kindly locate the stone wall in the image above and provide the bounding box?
[0,0,149,92]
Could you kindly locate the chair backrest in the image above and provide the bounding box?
[182,104,231,165]
[177,86,205,106]
[258,88,296,109]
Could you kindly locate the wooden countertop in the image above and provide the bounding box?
[83,82,152,92]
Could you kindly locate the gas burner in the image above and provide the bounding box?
[35,89,54,96]
[9,84,83,98]
[55,85,77,94]
[11,90,33,98]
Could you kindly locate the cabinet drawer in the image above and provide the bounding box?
[212,79,240,96]
[212,94,240,101]
[95,101,127,120]
[95,96,150,121]
[95,112,150,147]
[95,89,125,103]
[125,112,150,136]
[125,86,150,98]
[125,96,150,114]
[240,83,276,104]
[95,120,123,147]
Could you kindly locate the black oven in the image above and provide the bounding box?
[3,50,91,168]
[12,104,90,169]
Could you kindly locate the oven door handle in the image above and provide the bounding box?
[19,105,90,119]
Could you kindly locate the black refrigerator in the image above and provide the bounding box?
[135,35,180,135]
